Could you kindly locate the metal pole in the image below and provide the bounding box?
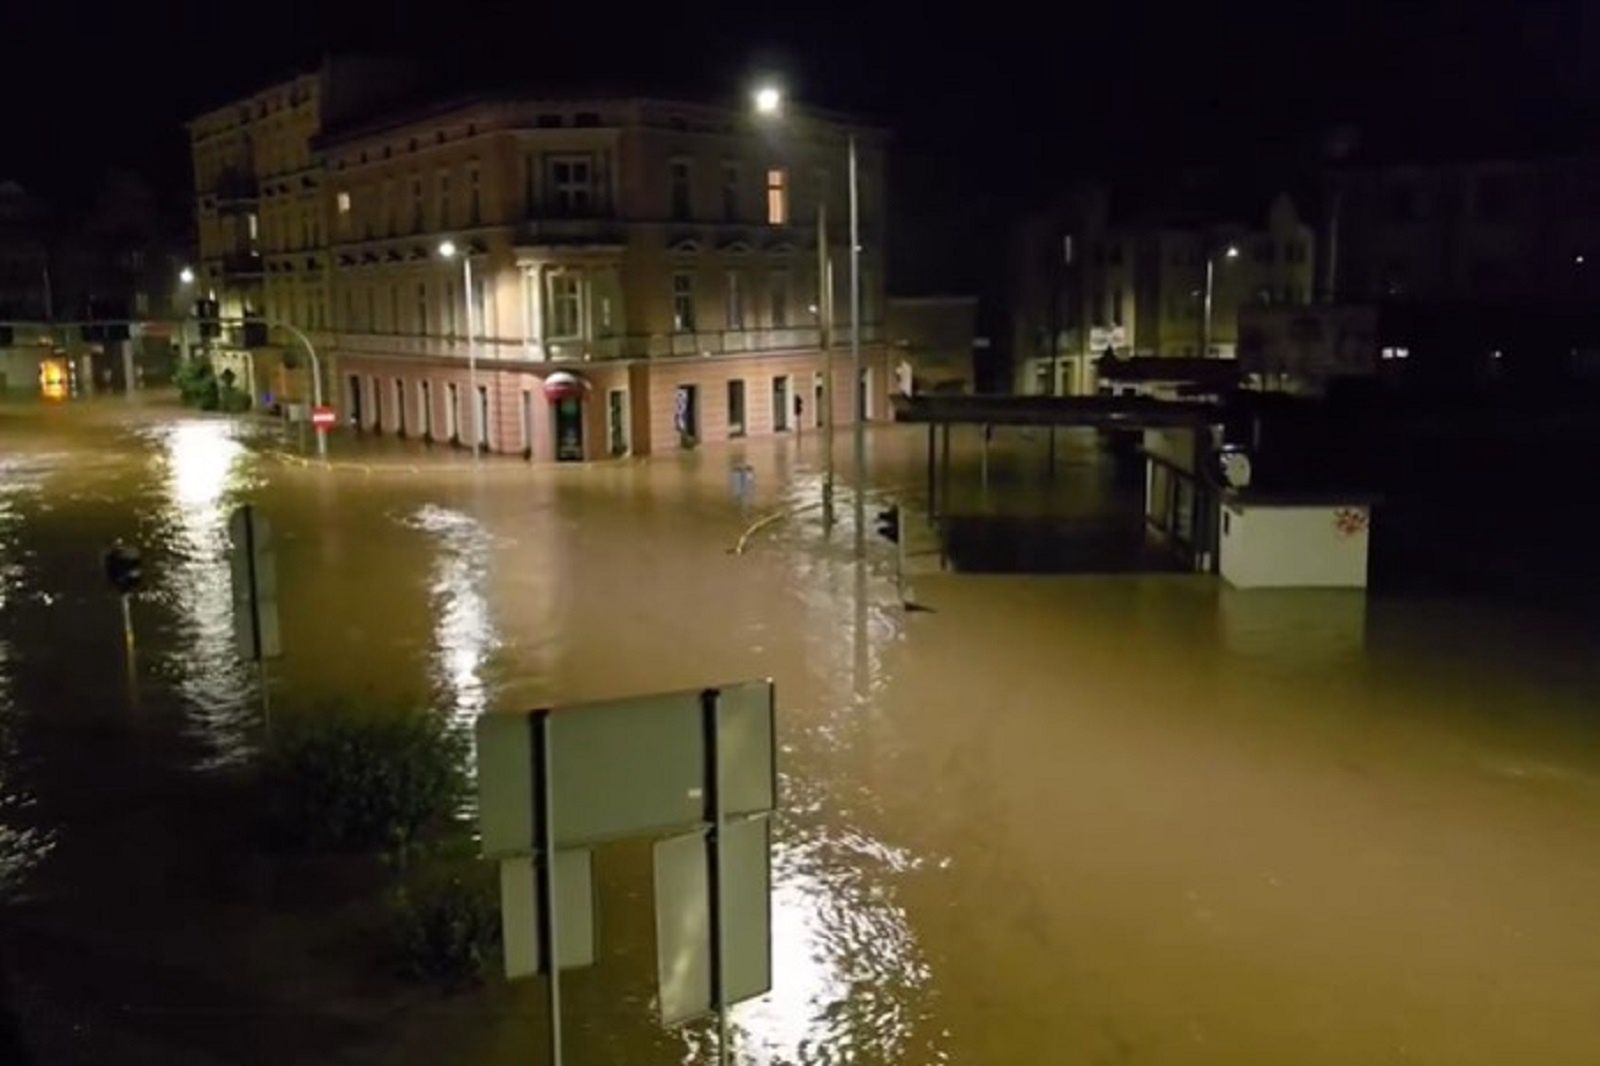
[849,133,864,556]
[278,321,325,460]
[818,202,834,531]
[1202,252,1215,358]
[701,688,731,1066]
[537,712,564,1066]
[120,593,138,709]
[464,256,480,458]
[926,423,936,521]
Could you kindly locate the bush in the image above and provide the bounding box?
[388,866,500,990]
[264,707,468,860]
[172,355,218,409]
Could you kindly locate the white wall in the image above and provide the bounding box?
[1219,502,1370,589]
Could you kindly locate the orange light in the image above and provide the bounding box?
[39,358,70,400]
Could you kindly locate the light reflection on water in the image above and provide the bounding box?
[404,503,500,733]
[142,420,260,768]
[0,459,55,899]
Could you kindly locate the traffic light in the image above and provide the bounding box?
[875,505,900,544]
[242,318,269,347]
[104,544,143,594]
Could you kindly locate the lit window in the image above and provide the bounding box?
[247,212,259,240]
[766,168,788,225]
[548,273,581,338]
[769,270,789,327]
[672,272,696,332]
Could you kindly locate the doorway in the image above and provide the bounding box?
[521,390,534,458]
[445,382,460,442]
[347,374,363,427]
[675,384,699,447]
[814,373,825,428]
[419,380,433,440]
[393,378,407,436]
[772,375,790,432]
[608,388,630,456]
[554,394,584,461]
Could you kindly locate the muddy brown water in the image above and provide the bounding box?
[3,398,1600,1064]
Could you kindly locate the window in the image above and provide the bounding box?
[437,170,451,228]
[471,276,486,338]
[772,376,790,431]
[389,285,401,332]
[727,379,746,436]
[247,212,259,242]
[549,155,593,216]
[770,271,789,327]
[726,271,744,330]
[134,291,150,315]
[574,112,601,128]
[597,294,614,336]
[411,176,424,232]
[1111,286,1123,328]
[670,160,692,220]
[468,161,482,225]
[548,272,581,338]
[416,282,429,334]
[766,168,788,225]
[445,278,458,337]
[1380,346,1411,361]
[721,163,740,221]
[383,179,396,234]
[672,272,696,332]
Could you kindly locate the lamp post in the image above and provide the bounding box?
[1201,243,1240,358]
[439,240,480,458]
[178,266,327,458]
[176,266,196,362]
[753,83,862,548]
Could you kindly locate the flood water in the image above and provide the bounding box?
[3,398,1600,1064]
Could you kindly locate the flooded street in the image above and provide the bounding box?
[3,397,1600,1064]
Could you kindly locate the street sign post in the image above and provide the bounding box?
[228,506,280,725]
[476,680,776,1066]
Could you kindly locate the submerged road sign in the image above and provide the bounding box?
[227,505,279,660]
[476,680,776,1065]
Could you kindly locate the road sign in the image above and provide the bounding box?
[311,405,336,430]
[228,505,280,660]
[477,681,776,1064]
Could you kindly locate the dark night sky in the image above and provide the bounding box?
[2,1,1596,295]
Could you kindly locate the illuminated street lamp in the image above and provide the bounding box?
[178,266,196,285]
[439,239,481,458]
[1202,243,1241,358]
[753,82,862,546]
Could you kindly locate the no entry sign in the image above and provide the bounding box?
[310,405,336,430]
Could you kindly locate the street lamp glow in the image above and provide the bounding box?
[753,85,783,117]
[438,239,458,259]
[179,266,195,285]
[1224,245,1240,259]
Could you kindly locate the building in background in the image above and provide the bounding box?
[1011,183,1315,395]
[185,57,415,405]
[1328,155,1600,306]
[316,94,889,459]
[885,295,976,394]
[0,175,189,396]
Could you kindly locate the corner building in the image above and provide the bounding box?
[318,96,890,460]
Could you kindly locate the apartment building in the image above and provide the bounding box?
[315,95,889,460]
[1011,186,1315,394]
[185,58,412,401]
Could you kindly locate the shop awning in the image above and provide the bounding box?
[543,371,590,401]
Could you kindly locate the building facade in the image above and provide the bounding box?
[1011,187,1315,395]
[315,95,889,460]
[1328,156,1600,305]
[885,295,977,394]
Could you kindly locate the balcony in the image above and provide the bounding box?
[212,170,259,207]
[329,324,884,365]
[515,218,626,251]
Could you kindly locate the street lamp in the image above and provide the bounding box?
[753,83,862,548]
[1201,243,1240,358]
[179,266,196,285]
[439,239,481,458]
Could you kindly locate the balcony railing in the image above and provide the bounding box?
[516,218,627,248]
[330,324,883,364]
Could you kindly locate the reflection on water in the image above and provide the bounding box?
[406,504,499,731]
[0,459,54,899]
[143,420,259,768]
